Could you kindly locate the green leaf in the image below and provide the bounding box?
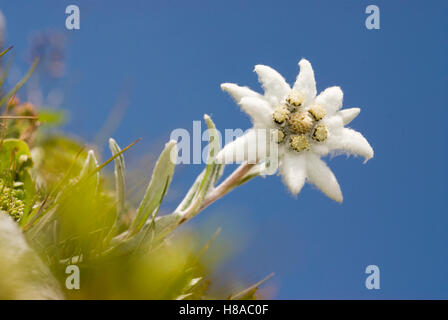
[109,138,126,218]
[149,213,183,242]
[79,149,99,192]
[115,117,223,250]
[175,115,224,218]
[196,115,222,198]
[0,138,32,174]
[109,213,183,256]
[130,140,177,235]
[37,109,66,126]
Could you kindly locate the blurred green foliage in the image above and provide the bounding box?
[0,47,270,300]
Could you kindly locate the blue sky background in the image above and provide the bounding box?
[1,0,447,299]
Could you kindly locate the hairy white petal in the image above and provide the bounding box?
[221,60,372,203]
[306,154,343,202]
[216,132,252,164]
[216,129,268,164]
[315,86,343,114]
[239,96,273,127]
[279,152,306,195]
[254,65,290,104]
[310,143,330,156]
[322,114,344,131]
[338,108,360,125]
[326,128,374,162]
[293,59,317,104]
[221,83,262,104]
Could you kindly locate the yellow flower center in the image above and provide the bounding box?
[308,104,326,121]
[270,90,329,152]
[272,105,290,124]
[290,135,310,151]
[271,129,285,144]
[285,90,304,109]
[289,111,314,134]
[312,124,328,142]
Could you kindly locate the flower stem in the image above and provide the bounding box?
[177,162,256,225]
[200,162,255,211]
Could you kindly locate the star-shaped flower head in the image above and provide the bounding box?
[217,59,373,202]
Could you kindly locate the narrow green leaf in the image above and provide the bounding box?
[0,45,13,58]
[126,116,224,247]
[109,138,126,218]
[80,150,98,177]
[229,272,274,300]
[0,57,39,110]
[144,212,183,246]
[79,150,99,192]
[0,52,14,89]
[130,140,177,235]
[176,114,224,218]
[109,212,183,257]
[201,114,224,190]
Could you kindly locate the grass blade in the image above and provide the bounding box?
[229,272,274,300]
[0,57,39,110]
[0,45,13,58]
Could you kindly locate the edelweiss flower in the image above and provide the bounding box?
[217,59,373,202]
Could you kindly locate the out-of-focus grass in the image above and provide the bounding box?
[0,45,270,300]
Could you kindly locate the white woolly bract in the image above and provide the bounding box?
[217,59,374,202]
